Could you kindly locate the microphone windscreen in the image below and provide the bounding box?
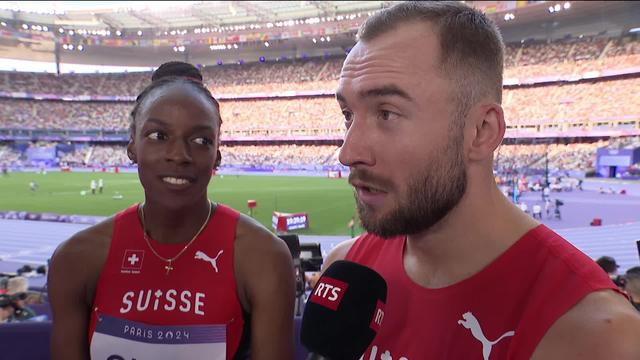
[301,260,387,360]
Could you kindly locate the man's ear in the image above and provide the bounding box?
[467,103,505,162]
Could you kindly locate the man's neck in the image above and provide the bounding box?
[404,181,538,289]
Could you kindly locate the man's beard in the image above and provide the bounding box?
[354,132,467,238]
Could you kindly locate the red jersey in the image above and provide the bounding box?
[89,203,246,360]
[345,225,621,360]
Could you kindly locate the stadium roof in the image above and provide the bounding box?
[0,1,638,69]
[0,1,392,30]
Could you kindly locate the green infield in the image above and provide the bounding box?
[0,171,364,236]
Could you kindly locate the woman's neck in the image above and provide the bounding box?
[140,198,212,244]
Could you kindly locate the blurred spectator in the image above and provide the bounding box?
[0,294,12,323]
[597,256,620,275]
[0,276,36,323]
[596,256,626,289]
[625,267,640,311]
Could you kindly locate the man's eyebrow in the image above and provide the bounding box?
[359,85,414,103]
[335,85,414,105]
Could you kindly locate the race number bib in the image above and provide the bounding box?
[90,314,226,360]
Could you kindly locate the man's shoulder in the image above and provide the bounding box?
[532,289,640,359]
[323,237,360,272]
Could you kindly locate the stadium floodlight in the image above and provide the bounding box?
[563,2,571,9]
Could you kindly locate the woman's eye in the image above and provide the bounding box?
[146,131,166,140]
[193,137,213,145]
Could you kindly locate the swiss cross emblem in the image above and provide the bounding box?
[122,249,144,273]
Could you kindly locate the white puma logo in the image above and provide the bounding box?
[194,250,224,273]
[458,311,515,360]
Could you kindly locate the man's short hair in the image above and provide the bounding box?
[357,1,504,119]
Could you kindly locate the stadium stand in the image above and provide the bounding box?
[0,35,637,96]
[0,77,638,134]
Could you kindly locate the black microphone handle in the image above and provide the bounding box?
[306,353,333,360]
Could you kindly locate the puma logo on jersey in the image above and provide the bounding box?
[194,250,224,272]
[458,311,515,360]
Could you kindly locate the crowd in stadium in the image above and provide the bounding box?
[503,78,640,125]
[495,141,608,174]
[0,35,638,172]
[0,77,638,132]
[504,36,640,78]
[0,35,637,97]
[3,139,639,173]
[0,99,131,130]
[221,145,339,168]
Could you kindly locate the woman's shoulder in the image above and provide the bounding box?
[234,213,284,249]
[50,216,115,276]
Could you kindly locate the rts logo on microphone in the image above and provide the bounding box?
[309,277,348,310]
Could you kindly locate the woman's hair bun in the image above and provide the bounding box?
[151,61,203,83]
